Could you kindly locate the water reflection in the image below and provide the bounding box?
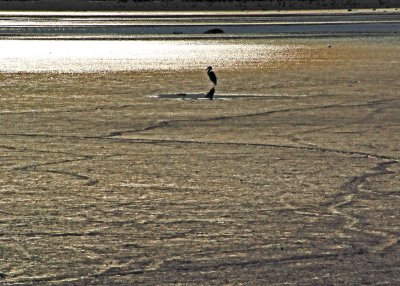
[0,40,295,73]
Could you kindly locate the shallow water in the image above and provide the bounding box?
[1,10,398,26]
[0,36,398,104]
[1,10,399,38]
[0,39,293,73]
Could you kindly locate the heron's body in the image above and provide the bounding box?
[206,66,217,86]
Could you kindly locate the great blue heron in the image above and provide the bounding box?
[205,66,217,86]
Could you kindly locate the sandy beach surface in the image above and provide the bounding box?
[0,15,399,286]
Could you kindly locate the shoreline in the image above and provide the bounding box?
[1,23,399,39]
[3,33,397,42]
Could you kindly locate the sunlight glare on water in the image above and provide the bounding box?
[0,40,295,73]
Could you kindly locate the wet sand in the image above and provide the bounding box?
[0,37,399,284]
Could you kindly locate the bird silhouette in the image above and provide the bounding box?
[205,66,217,86]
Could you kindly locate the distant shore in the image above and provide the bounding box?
[0,0,399,11]
[1,9,399,41]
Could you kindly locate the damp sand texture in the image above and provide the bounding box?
[0,36,400,285]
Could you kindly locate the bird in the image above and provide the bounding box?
[205,66,217,86]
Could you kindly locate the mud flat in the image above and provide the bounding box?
[0,37,399,284]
